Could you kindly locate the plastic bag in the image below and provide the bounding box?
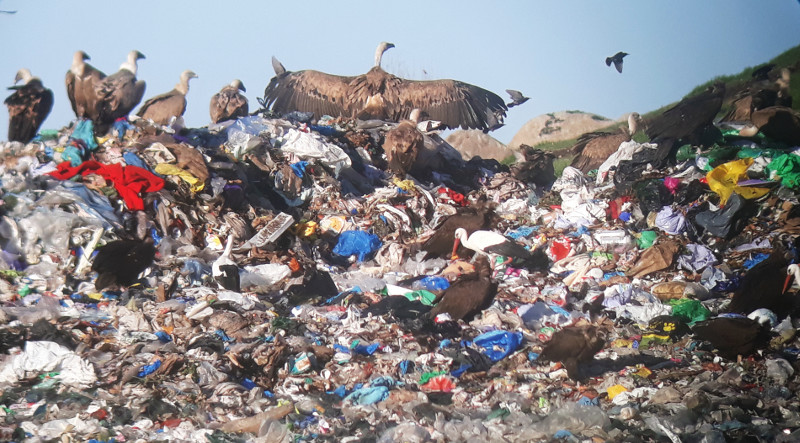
[706,158,770,205]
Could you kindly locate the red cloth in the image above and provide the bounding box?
[437,187,466,206]
[48,161,164,211]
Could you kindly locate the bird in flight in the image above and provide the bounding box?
[605,52,628,73]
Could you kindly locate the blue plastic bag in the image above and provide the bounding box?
[471,330,524,363]
[333,230,382,262]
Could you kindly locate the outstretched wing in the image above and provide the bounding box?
[390,77,507,131]
[261,69,355,119]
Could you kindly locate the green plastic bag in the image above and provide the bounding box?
[766,154,800,189]
[669,299,710,326]
[404,290,437,306]
[637,231,657,249]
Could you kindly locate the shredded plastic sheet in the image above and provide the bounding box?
[677,244,718,273]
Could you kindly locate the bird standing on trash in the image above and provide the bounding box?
[94,50,146,133]
[4,69,53,143]
[692,315,771,360]
[605,52,628,73]
[383,108,424,178]
[738,106,800,146]
[261,42,507,131]
[569,112,641,173]
[428,255,498,322]
[65,51,106,120]
[213,235,240,292]
[421,204,494,260]
[92,238,156,290]
[727,248,800,320]
[452,227,548,271]
[210,79,248,124]
[137,70,198,126]
[539,324,607,380]
[505,89,530,108]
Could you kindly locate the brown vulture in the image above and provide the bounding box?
[92,239,156,290]
[210,79,248,123]
[65,50,106,120]
[692,316,770,360]
[137,70,198,126]
[94,50,146,132]
[421,203,494,260]
[4,69,53,143]
[738,106,800,146]
[539,325,607,380]
[723,68,792,122]
[261,42,507,131]
[383,108,423,177]
[428,255,497,321]
[569,112,640,173]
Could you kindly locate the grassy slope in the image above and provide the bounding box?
[528,44,800,176]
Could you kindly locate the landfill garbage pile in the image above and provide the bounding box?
[2,110,800,443]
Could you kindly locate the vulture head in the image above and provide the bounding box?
[177,70,198,94]
[408,108,422,124]
[12,68,33,86]
[627,112,641,134]
[71,50,91,72]
[230,79,246,93]
[374,41,395,67]
[271,56,287,76]
[121,50,146,74]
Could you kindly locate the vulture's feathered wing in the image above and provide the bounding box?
[95,50,146,130]
[740,106,800,146]
[137,70,197,126]
[645,83,725,143]
[4,69,54,143]
[65,50,105,120]
[570,112,640,173]
[539,325,607,380]
[428,255,497,321]
[261,42,507,131]
[210,79,248,123]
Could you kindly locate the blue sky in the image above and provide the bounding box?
[1,0,799,144]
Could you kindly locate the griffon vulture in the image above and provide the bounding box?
[261,42,507,131]
[65,50,105,120]
[137,70,198,126]
[739,106,800,150]
[428,255,497,321]
[4,69,53,143]
[94,50,146,131]
[383,108,423,177]
[210,79,248,123]
[570,112,641,173]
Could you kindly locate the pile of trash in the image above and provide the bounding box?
[2,111,800,443]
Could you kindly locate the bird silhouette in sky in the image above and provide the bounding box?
[606,52,628,73]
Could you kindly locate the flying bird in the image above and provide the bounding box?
[383,108,424,177]
[213,235,240,292]
[569,112,641,173]
[605,52,628,73]
[428,255,498,322]
[210,79,248,124]
[505,89,530,108]
[65,50,106,120]
[92,239,156,290]
[137,70,198,126]
[539,324,607,380]
[4,69,53,143]
[94,50,146,132]
[261,42,507,131]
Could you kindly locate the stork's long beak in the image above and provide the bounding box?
[451,238,460,261]
[784,274,793,294]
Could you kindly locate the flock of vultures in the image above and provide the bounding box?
[4,43,800,179]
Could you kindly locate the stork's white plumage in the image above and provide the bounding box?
[212,235,240,291]
[452,228,531,261]
[783,263,800,293]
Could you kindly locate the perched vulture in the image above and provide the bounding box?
[95,50,146,131]
[738,106,800,146]
[539,325,607,380]
[65,50,105,120]
[569,112,640,173]
[428,255,498,321]
[92,239,156,290]
[723,68,792,122]
[261,42,507,131]
[646,83,725,143]
[692,316,770,360]
[210,79,248,123]
[4,69,53,143]
[137,70,198,126]
[605,52,628,73]
[383,108,423,177]
[511,145,556,189]
[505,89,530,107]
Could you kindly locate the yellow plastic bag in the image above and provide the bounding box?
[706,158,769,205]
[607,384,629,400]
[154,163,205,192]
